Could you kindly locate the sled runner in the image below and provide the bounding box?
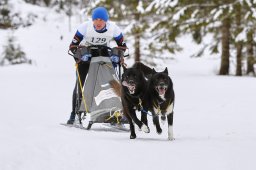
[67,45,128,131]
[60,122,129,132]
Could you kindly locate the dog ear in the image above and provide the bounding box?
[164,67,168,75]
[152,68,157,74]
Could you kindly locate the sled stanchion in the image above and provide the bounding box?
[118,62,121,80]
[75,63,88,113]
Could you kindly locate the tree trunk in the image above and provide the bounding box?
[219,17,230,75]
[134,34,140,62]
[43,0,51,6]
[246,31,255,76]
[236,42,243,76]
[59,0,64,10]
[134,12,141,62]
[235,3,242,76]
[68,0,72,32]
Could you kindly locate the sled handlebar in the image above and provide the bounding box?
[68,49,75,57]
[68,45,129,58]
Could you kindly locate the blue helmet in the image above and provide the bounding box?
[92,7,109,22]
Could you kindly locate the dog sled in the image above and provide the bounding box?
[67,45,128,131]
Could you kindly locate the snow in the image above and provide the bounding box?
[1,3,256,170]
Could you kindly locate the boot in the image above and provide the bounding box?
[67,111,76,124]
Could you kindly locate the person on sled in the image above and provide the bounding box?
[67,6,127,124]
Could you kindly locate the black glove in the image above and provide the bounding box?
[70,46,78,55]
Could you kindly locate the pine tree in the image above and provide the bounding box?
[144,0,182,61]
[24,0,51,6]
[0,35,31,66]
[149,0,256,76]
[0,0,12,29]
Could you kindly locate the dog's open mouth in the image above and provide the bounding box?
[156,86,167,96]
[122,81,136,94]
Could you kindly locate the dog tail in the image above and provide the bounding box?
[109,80,121,97]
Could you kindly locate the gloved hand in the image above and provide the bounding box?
[70,46,77,55]
[81,53,91,61]
[110,55,120,63]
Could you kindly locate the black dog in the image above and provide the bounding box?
[143,67,175,140]
[110,63,150,139]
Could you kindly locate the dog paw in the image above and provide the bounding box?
[161,115,166,121]
[141,124,150,133]
[157,128,162,134]
[161,116,166,125]
[130,134,136,139]
[168,126,174,140]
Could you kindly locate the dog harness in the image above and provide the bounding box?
[153,99,174,115]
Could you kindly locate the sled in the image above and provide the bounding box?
[68,45,128,130]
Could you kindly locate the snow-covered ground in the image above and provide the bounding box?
[0,2,256,170]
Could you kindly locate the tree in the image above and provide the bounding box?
[0,0,38,29]
[145,0,183,58]
[0,35,31,66]
[24,0,51,6]
[149,0,256,76]
[0,0,12,29]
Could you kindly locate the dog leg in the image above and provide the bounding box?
[141,112,150,133]
[141,111,148,126]
[141,124,150,133]
[126,115,136,139]
[153,115,162,134]
[129,109,149,133]
[153,107,162,134]
[160,112,166,125]
[167,112,174,140]
[130,122,136,139]
[123,104,137,139]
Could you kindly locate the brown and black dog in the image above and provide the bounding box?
[110,62,150,139]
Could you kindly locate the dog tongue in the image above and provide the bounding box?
[122,81,128,86]
[122,81,136,94]
[159,88,165,95]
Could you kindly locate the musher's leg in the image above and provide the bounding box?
[67,62,90,124]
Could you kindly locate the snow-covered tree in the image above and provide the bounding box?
[24,0,51,6]
[148,0,256,76]
[144,0,182,63]
[0,35,31,66]
[0,0,39,29]
[0,0,12,29]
